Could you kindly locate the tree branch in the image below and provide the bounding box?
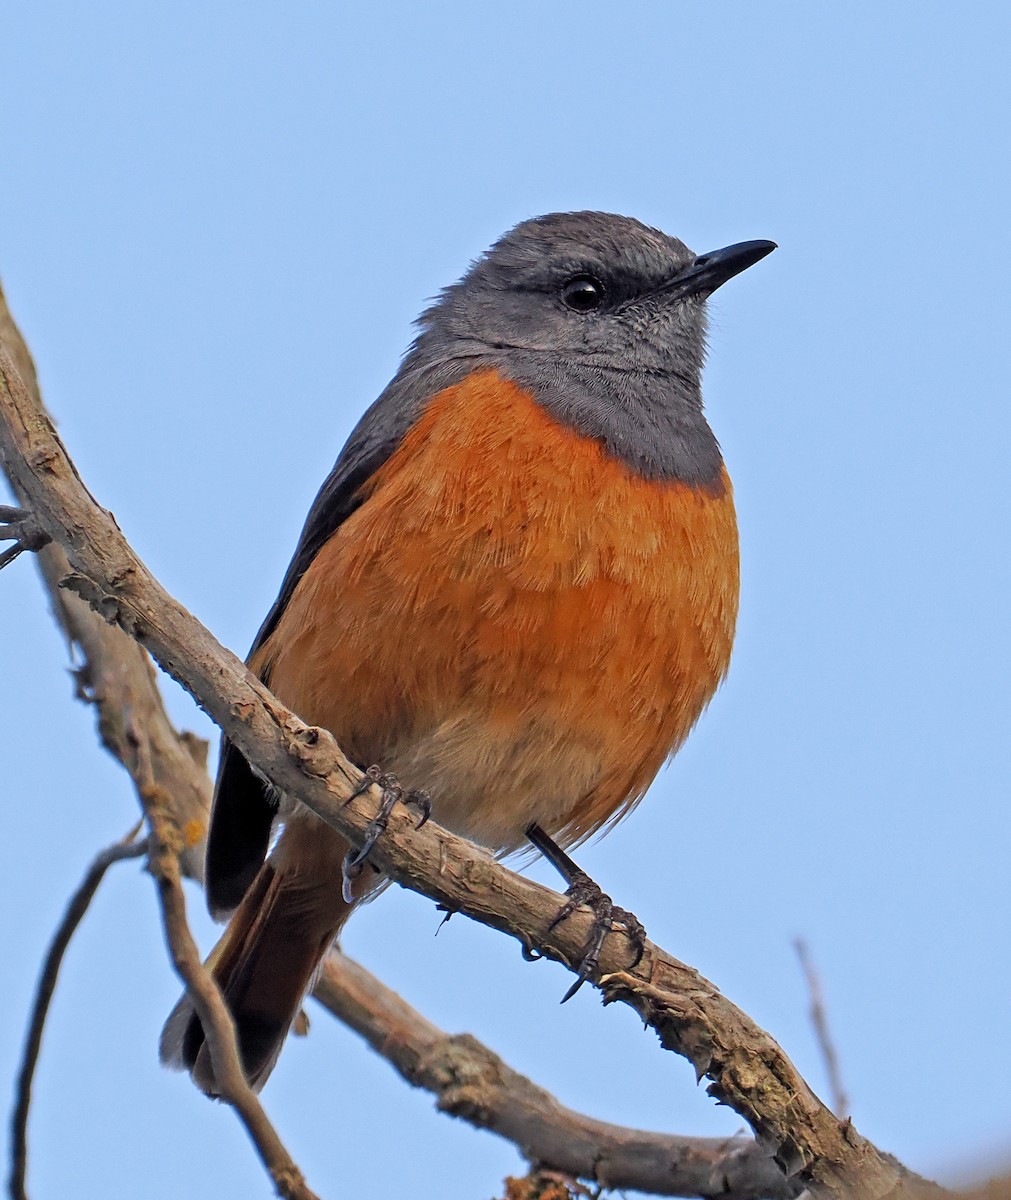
[794,938,849,1120]
[139,764,320,1200]
[315,950,794,1198]
[0,320,945,1197]
[0,285,207,883]
[0,288,320,1200]
[9,827,147,1200]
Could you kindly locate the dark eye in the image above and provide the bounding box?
[560,274,606,312]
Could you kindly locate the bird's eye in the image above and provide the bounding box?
[560,275,606,313]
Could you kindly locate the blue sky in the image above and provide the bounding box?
[2,3,1009,1196]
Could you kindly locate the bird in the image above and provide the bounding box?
[161,211,775,1094]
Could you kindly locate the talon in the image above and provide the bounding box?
[407,789,432,829]
[553,879,646,1000]
[345,763,384,806]
[340,851,363,903]
[342,766,430,878]
[560,973,588,1004]
[551,877,611,1001]
[621,910,647,971]
[525,824,646,1001]
[347,786,399,868]
[345,823,383,872]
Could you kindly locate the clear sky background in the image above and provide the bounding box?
[2,3,1009,1197]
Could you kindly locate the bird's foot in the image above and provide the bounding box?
[341,766,431,902]
[526,822,646,1001]
[0,505,50,569]
[549,871,646,1002]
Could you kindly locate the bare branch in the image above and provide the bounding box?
[0,319,946,1197]
[138,758,320,1200]
[1,289,312,1200]
[33,535,211,883]
[0,292,207,883]
[9,827,147,1200]
[794,938,849,1120]
[0,503,50,567]
[316,950,795,1198]
[963,1174,1011,1200]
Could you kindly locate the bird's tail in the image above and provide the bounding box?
[160,830,355,1094]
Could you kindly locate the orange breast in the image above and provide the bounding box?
[255,369,739,851]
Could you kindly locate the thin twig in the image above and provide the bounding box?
[9,826,147,1200]
[132,731,321,1200]
[0,503,50,568]
[794,938,849,1119]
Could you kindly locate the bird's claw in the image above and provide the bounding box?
[407,789,432,829]
[549,871,646,1003]
[341,767,431,902]
[0,504,50,570]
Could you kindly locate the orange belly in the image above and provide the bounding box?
[254,369,739,852]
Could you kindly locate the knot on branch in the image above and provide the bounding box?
[285,722,342,779]
[27,441,59,472]
[274,1166,311,1200]
[426,1033,502,1127]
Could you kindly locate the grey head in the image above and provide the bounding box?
[402,211,775,484]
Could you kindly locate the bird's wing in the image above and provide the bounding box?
[205,354,483,916]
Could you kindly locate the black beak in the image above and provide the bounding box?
[663,239,777,299]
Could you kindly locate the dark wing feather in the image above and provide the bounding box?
[204,354,482,916]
